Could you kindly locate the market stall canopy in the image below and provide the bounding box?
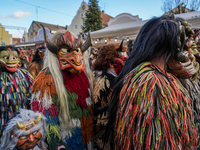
[91,11,200,39]
[91,13,147,39]
[15,40,45,50]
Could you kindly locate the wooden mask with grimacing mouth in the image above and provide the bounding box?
[41,24,91,74]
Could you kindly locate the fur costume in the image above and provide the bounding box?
[28,46,46,78]
[92,42,128,76]
[92,42,128,150]
[31,25,94,150]
[0,45,34,141]
[104,15,197,150]
[0,109,47,150]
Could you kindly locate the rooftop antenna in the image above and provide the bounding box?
[36,6,39,21]
[101,3,108,11]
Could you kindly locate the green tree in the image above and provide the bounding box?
[82,0,102,33]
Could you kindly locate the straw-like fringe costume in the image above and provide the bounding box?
[114,62,197,150]
[0,68,34,140]
[31,67,93,150]
[93,72,116,150]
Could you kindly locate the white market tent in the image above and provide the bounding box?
[176,11,200,28]
[91,11,200,40]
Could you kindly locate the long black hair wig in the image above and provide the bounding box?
[104,15,184,148]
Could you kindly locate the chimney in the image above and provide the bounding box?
[57,25,59,29]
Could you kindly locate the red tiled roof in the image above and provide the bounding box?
[101,11,113,26]
[13,38,21,43]
[84,1,113,26]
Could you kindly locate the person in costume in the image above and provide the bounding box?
[92,41,128,150]
[0,45,34,141]
[104,14,198,150]
[28,46,46,78]
[30,25,94,150]
[194,29,200,148]
[0,109,47,150]
[89,47,98,65]
[125,40,134,56]
[19,48,29,69]
[28,49,35,63]
[194,29,200,56]
[176,27,200,148]
[90,48,101,79]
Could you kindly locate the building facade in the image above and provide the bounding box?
[68,0,113,35]
[27,1,113,42]
[68,0,89,35]
[0,23,13,45]
[28,21,66,42]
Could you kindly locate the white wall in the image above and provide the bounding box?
[68,1,88,35]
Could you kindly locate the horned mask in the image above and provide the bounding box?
[0,109,47,150]
[41,24,91,74]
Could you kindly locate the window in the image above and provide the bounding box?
[35,31,38,36]
[81,14,83,18]
[31,33,33,37]
[33,24,35,32]
[0,41,6,46]
[75,25,78,30]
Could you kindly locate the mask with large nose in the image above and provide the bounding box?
[0,45,20,72]
[41,24,91,74]
[11,115,42,150]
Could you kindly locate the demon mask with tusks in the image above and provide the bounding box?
[41,24,91,74]
[0,109,47,150]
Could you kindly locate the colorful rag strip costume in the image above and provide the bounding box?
[179,69,200,148]
[114,62,197,150]
[93,72,116,150]
[31,67,93,150]
[0,67,34,140]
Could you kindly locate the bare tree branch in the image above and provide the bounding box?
[162,0,199,14]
